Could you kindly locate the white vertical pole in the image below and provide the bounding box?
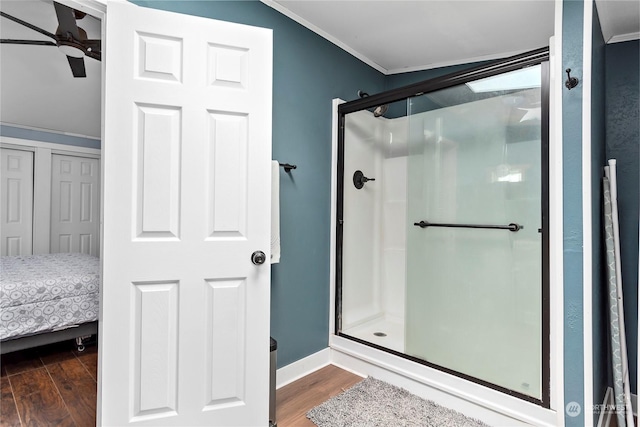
[606,159,635,426]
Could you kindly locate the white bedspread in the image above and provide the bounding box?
[1,253,100,340]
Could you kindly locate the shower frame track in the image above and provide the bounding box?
[335,46,551,408]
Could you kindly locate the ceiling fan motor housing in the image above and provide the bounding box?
[56,26,88,57]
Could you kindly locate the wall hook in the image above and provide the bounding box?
[565,68,579,90]
[279,162,297,173]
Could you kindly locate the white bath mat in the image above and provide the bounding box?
[307,377,490,427]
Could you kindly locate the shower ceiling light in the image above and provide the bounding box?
[492,165,524,183]
[497,172,523,183]
[466,66,541,93]
[491,171,524,183]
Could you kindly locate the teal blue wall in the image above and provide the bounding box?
[562,0,585,425]
[0,124,101,149]
[132,0,385,368]
[605,39,640,395]
[590,4,608,424]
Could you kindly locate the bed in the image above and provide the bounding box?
[0,252,100,354]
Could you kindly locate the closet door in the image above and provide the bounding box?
[50,154,100,256]
[0,148,34,256]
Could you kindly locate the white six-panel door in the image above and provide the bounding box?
[50,154,100,256]
[100,2,272,426]
[0,148,34,256]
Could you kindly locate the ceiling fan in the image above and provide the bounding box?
[0,2,100,78]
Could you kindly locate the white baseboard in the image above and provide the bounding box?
[275,347,331,389]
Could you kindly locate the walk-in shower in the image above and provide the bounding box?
[335,48,550,407]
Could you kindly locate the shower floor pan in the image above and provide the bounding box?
[342,316,404,353]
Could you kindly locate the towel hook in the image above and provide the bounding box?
[565,68,579,90]
[279,162,297,173]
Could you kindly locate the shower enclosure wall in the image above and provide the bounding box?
[341,111,409,353]
[335,48,550,412]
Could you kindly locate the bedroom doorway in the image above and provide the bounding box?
[0,0,103,354]
[0,1,103,424]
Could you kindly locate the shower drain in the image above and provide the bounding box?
[373,332,387,337]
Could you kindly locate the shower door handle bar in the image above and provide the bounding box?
[413,220,522,232]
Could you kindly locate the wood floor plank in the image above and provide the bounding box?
[73,346,97,382]
[47,359,96,427]
[276,365,363,427]
[1,377,21,427]
[9,367,75,427]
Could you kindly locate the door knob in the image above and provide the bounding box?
[251,251,266,265]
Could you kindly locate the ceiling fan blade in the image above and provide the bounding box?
[67,56,86,78]
[83,39,101,50]
[85,50,101,61]
[0,39,56,46]
[0,11,56,40]
[53,2,80,39]
[82,39,101,60]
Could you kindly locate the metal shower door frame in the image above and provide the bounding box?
[335,47,550,408]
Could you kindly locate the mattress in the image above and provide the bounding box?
[1,253,100,340]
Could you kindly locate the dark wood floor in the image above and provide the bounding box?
[1,340,98,427]
[1,341,362,427]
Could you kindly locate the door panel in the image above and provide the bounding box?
[0,148,34,256]
[100,2,272,426]
[134,105,181,239]
[207,112,249,239]
[132,281,179,418]
[50,154,100,256]
[204,278,246,408]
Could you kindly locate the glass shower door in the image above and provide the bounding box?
[405,65,544,400]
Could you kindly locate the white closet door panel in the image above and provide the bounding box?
[0,148,34,256]
[50,154,100,256]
